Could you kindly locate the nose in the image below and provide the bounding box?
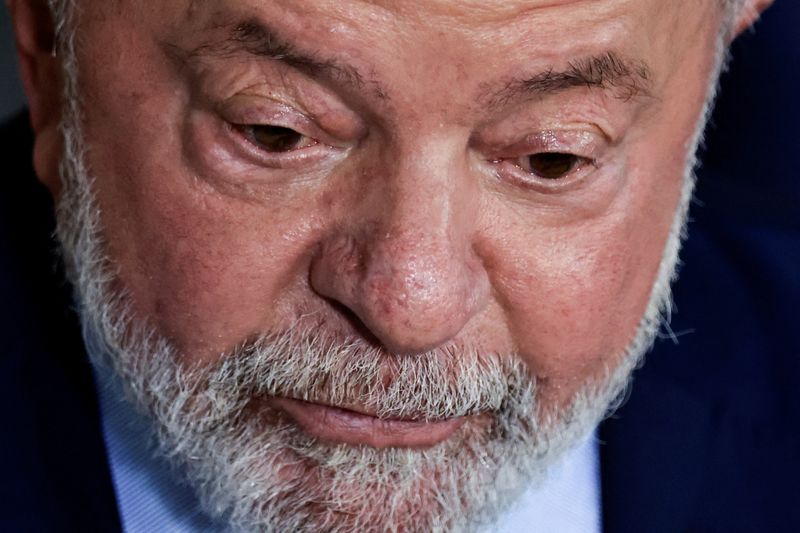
[310,143,490,355]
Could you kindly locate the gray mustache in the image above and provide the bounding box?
[200,330,536,421]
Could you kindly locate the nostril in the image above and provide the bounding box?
[323,297,385,349]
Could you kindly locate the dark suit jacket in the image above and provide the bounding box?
[1,5,798,531]
[0,110,121,531]
[600,3,800,531]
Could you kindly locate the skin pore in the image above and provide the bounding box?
[54,0,719,404]
[8,0,772,530]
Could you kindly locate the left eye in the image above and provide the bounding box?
[517,152,586,180]
[239,125,318,153]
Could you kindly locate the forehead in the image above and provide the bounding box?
[176,0,663,22]
[175,0,638,49]
[81,0,719,133]
[156,0,704,59]
[139,0,709,101]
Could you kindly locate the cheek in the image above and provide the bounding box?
[73,19,334,360]
[95,164,321,360]
[77,71,320,359]
[491,165,684,403]
[498,226,636,375]
[489,39,715,404]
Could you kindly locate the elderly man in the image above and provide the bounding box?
[1,0,794,531]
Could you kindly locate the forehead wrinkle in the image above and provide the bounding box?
[353,0,594,24]
[170,13,389,103]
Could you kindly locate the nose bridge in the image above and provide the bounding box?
[378,137,459,253]
[311,134,490,355]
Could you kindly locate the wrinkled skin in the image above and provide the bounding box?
[13,0,769,439]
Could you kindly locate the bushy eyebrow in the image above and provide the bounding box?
[181,19,651,108]
[184,19,368,92]
[488,52,654,108]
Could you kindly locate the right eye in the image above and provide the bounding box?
[238,124,319,153]
[516,152,589,180]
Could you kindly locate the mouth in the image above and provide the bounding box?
[269,397,467,449]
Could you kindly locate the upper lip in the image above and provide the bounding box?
[281,396,441,423]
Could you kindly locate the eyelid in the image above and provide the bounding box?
[236,124,319,152]
[506,130,603,159]
[495,154,598,192]
[212,99,344,168]
[222,120,342,170]
[481,129,607,191]
[220,101,329,163]
[220,98,317,136]
[218,94,364,147]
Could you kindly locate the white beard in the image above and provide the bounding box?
[51,21,725,533]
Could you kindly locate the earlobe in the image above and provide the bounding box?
[730,0,775,40]
[32,122,63,198]
[7,0,65,197]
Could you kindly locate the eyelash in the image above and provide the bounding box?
[492,152,599,190]
[518,152,592,177]
[227,122,335,168]
[222,108,600,188]
[237,124,318,153]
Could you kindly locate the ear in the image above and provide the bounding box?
[730,0,774,40]
[7,0,64,198]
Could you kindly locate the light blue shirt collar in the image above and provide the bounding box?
[94,359,223,532]
[93,360,602,532]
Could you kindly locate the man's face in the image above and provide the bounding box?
[53,0,723,529]
[74,0,719,409]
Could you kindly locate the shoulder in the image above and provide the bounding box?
[0,111,122,532]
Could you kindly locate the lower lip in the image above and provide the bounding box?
[270,397,465,449]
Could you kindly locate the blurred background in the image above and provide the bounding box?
[0,7,23,122]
